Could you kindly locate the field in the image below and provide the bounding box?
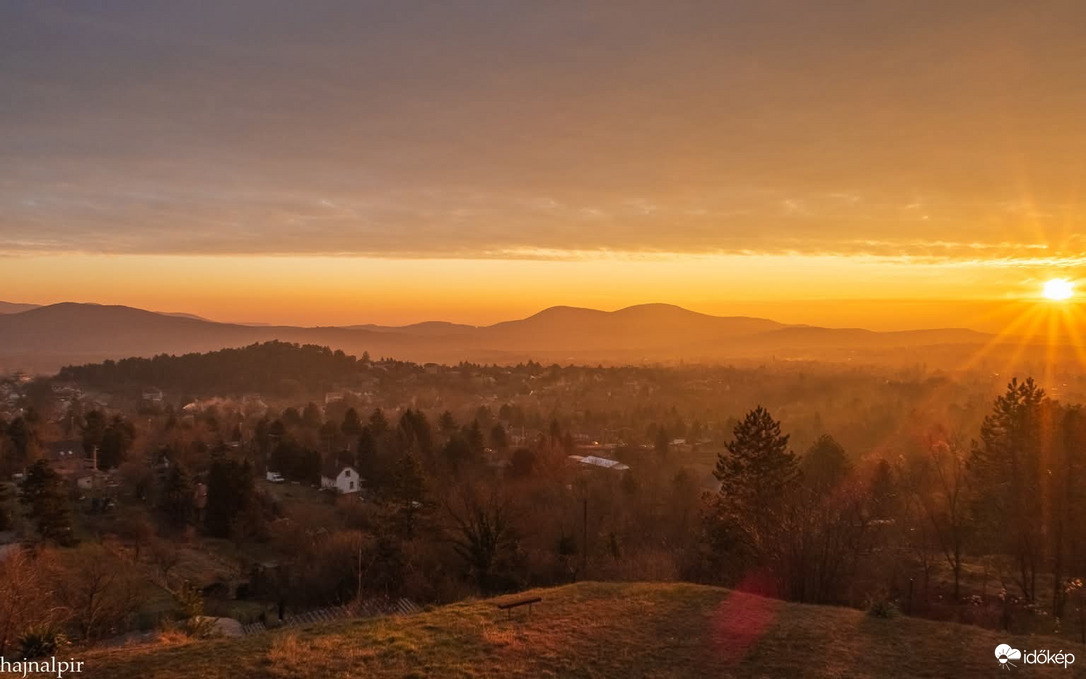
[82,582,1084,678]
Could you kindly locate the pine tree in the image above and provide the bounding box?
[19,460,75,545]
[204,457,255,538]
[159,464,193,528]
[438,411,457,436]
[341,408,362,438]
[800,434,852,494]
[714,406,798,528]
[388,453,426,538]
[970,377,1048,602]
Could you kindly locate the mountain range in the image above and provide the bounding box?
[0,301,993,373]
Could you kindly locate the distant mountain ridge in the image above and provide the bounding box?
[0,301,993,373]
[0,301,40,314]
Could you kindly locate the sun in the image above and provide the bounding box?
[1043,278,1074,301]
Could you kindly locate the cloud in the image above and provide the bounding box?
[2,1,1086,264]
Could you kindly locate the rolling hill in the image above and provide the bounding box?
[0,302,995,373]
[81,582,1080,678]
[0,300,40,314]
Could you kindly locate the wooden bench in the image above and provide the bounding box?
[496,596,542,620]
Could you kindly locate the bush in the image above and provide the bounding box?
[867,598,898,619]
[18,625,68,659]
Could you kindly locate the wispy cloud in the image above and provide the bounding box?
[2,1,1085,267]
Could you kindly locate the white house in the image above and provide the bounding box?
[321,465,361,494]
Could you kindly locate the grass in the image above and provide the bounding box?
[81,581,1084,678]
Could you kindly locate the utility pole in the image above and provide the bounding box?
[582,497,588,572]
[356,532,364,604]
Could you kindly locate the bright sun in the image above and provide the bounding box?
[1043,278,1074,301]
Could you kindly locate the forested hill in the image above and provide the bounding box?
[56,341,374,395]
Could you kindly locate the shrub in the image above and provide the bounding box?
[867,598,898,619]
[18,625,68,659]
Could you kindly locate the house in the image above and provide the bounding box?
[321,463,361,494]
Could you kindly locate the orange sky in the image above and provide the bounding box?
[2,2,1085,330]
[0,252,1075,331]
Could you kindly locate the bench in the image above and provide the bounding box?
[496,596,542,620]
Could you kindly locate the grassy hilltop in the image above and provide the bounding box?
[83,582,1082,678]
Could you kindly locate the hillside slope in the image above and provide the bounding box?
[83,582,1080,678]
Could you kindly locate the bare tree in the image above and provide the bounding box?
[444,487,519,595]
[0,550,66,656]
[48,544,140,643]
[906,435,971,601]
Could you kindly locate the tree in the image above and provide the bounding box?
[712,406,799,560]
[148,539,181,586]
[441,436,476,473]
[800,434,852,494]
[0,551,58,656]
[97,416,135,470]
[489,424,508,452]
[19,460,74,546]
[387,454,426,538]
[158,464,193,529]
[355,426,381,487]
[445,489,519,595]
[341,408,363,439]
[654,427,670,458]
[5,417,34,467]
[80,410,107,459]
[465,421,485,457]
[716,406,798,513]
[113,510,155,561]
[48,545,139,643]
[204,457,256,538]
[302,402,323,429]
[906,436,971,601]
[970,378,1048,602]
[438,411,457,436]
[368,409,389,436]
[509,448,537,478]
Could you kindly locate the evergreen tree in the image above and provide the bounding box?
[204,457,255,538]
[6,417,33,464]
[800,434,852,494]
[489,424,508,452]
[19,460,74,545]
[97,415,135,470]
[341,408,363,439]
[713,406,798,553]
[302,402,323,429]
[464,420,485,457]
[438,411,457,436]
[80,410,107,458]
[159,464,193,528]
[388,453,426,538]
[368,409,389,436]
[970,377,1048,602]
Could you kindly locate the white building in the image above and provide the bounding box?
[321,465,361,494]
[567,455,630,472]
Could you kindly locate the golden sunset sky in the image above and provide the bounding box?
[2,2,1085,329]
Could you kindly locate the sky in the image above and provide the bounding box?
[2,1,1086,328]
